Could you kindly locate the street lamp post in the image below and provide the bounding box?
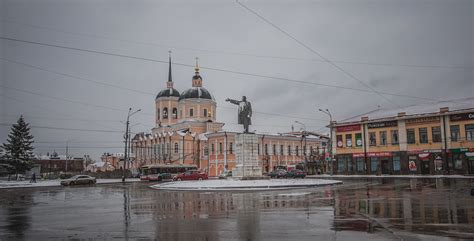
[123,108,141,182]
[294,121,308,171]
[319,108,333,176]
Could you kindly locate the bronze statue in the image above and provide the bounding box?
[226,96,252,133]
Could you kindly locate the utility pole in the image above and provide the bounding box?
[123,108,141,182]
[319,109,333,176]
[295,121,307,171]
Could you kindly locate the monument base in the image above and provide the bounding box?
[232,133,263,178]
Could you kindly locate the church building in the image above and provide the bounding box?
[131,55,328,176]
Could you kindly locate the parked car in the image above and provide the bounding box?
[267,169,287,178]
[60,175,96,186]
[173,170,208,181]
[286,169,306,178]
[218,170,232,179]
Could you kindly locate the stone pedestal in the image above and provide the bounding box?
[232,133,262,177]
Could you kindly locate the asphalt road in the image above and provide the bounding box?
[0,178,473,241]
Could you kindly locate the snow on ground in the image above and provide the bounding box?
[308,174,474,179]
[151,178,342,191]
[0,178,141,189]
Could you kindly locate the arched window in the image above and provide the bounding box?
[189,108,194,117]
[203,109,208,117]
[163,108,168,119]
[157,108,160,120]
[174,143,179,153]
[296,146,299,156]
[172,108,178,119]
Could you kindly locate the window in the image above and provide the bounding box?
[369,132,376,146]
[346,134,352,147]
[172,108,177,119]
[258,144,260,155]
[310,146,313,155]
[391,130,399,145]
[450,125,460,141]
[355,133,362,147]
[219,143,223,154]
[393,156,401,171]
[288,145,291,156]
[204,109,208,117]
[336,135,343,147]
[163,108,168,119]
[280,145,284,155]
[466,124,474,141]
[157,108,160,120]
[229,142,233,154]
[356,158,365,171]
[338,159,345,172]
[296,146,299,156]
[174,143,179,153]
[273,144,276,155]
[419,128,428,143]
[211,144,215,154]
[407,129,415,144]
[380,131,387,145]
[189,108,194,117]
[370,157,378,172]
[265,144,268,155]
[432,127,441,143]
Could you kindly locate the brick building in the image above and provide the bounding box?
[332,99,474,175]
[131,56,328,176]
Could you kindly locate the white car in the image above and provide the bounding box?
[61,175,96,186]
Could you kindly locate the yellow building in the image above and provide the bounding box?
[332,102,474,175]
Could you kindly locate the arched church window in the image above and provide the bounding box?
[172,108,178,119]
[190,108,194,117]
[163,108,168,119]
[157,108,160,120]
[204,109,208,117]
[174,143,179,153]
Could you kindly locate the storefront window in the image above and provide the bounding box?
[356,158,365,171]
[450,125,460,141]
[346,134,352,147]
[338,160,345,173]
[466,124,474,141]
[432,127,441,143]
[380,131,387,145]
[407,129,415,144]
[369,132,376,146]
[393,156,401,171]
[419,128,428,143]
[453,154,463,169]
[391,130,399,145]
[370,157,378,172]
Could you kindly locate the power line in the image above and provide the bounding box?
[0,123,124,133]
[235,0,398,107]
[3,19,472,70]
[0,37,439,102]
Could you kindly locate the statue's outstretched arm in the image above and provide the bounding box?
[226,98,240,105]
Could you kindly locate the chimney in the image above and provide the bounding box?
[440,107,449,113]
[361,116,369,121]
[397,112,406,117]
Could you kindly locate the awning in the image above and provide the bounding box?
[418,153,431,160]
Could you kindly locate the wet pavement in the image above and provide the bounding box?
[0,178,473,241]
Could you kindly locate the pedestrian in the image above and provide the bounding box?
[30,173,36,183]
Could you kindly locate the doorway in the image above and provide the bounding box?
[381,159,390,174]
[421,160,430,174]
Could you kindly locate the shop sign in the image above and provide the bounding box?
[367,121,398,129]
[353,153,365,158]
[450,148,470,153]
[355,133,363,147]
[336,124,361,132]
[450,112,474,122]
[423,149,442,153]
[337,135,343,148]
[435,155,443,171]
[406,116,440,124]
[353,152,392,158]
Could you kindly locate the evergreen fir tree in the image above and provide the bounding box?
[2,116,35,178]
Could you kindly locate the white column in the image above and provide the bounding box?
[398,120,407,151]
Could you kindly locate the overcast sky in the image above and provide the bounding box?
[1,0,473,160]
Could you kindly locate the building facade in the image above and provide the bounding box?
[332,104,474,175]
[131,56,328,176]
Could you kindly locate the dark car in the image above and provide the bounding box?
[286,169,306,178]
[173,170,208,181]
[267,169,287,178]
[61,175,96,186]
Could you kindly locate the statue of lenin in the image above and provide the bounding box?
[225,96,252,133]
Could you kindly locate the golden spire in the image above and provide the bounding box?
[194,57,200,74]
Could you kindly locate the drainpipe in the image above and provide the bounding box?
[224,132,228,171]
